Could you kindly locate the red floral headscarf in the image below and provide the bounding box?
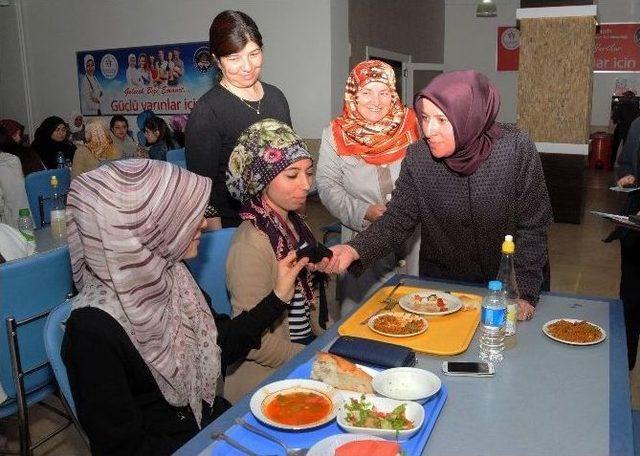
[331,60,419,165]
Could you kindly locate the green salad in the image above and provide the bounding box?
[344,395,413,430]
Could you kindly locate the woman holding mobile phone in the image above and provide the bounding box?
[223,119,329,403]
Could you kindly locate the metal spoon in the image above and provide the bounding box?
[235,417,309,456]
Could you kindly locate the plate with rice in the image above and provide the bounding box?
[542,318,606,346]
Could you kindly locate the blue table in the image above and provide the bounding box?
[176,274,633,456]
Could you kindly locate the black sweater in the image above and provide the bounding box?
[62,291,287,456]
[185,82,291,227]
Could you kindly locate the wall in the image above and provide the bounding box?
[0,1,29,130]
[349,0,444,70]
[2,0,349,139]
[444,0,640,127]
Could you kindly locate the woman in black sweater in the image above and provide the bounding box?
[62,159,309,455]
[185,10,291,229]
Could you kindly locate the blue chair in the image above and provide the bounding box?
[633,410,640,456]
[0,246,74,454]
[167,148,186,169]
[185,228,236,316]
[24,168,71,228]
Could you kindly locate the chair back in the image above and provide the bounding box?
[44,301,76,416]
[0,247,73,400]
[167,148,186,169]
[24,168,71,227]
[185,228,236,316]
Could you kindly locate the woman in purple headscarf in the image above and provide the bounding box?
[325,70,553,321]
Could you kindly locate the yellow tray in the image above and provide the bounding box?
[338,285,483,356]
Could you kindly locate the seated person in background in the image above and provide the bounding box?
[0,222,35,263]
[136,109,155,147]
[223,119,330,403]
[170,114,188,148]
[109,115,145,159]
[0,148,30,229]
[62,159,309,455]
[32,116,76,169]
[69,112,86,144]
[144,116,176,161]
[71,120,121,179]
[0,120,45,176]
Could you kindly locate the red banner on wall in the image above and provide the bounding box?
[497,26,520,71]
[594,23,640,73]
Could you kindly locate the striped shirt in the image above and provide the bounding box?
[288,289,312,340]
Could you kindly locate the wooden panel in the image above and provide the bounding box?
[517,16,596,143]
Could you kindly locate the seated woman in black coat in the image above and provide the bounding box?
[62,159,309,455]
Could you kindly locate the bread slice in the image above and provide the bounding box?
[310,352,373,393]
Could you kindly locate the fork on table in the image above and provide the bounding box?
[359,280,405,325]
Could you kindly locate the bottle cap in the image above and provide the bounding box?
[502,234,515,254]
[50,175,58,188]
[18,208,31,217]
[488,280,503,291]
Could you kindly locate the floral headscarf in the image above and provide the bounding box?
[226,118,311,202]
[84,120,119,160]
[331,60,419,165]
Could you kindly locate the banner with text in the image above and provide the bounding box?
[594,23,640,73]
[76,41,217,116]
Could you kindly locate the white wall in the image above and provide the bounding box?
[0,1,29,130]
[330,0,349,118]
[444,0,640,127]
[7,0,348,139]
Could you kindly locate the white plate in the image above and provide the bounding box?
[337,393,424,440]
[398,290,463,316]
[372,367,442,401]
[249,379,343,430]
[368,312,428,338]
[542,318,607,346]
[307,434,385,456]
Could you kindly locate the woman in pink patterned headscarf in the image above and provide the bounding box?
[62,159,308,455]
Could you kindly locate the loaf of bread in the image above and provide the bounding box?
[310,352,373,393]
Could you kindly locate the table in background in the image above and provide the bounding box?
[176,274,633,456]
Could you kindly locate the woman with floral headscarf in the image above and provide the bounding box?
[62,159,309,455]
[71,120,121,178]
[316,60,421,316]
[326,71,553,322]
[224,118,329,403]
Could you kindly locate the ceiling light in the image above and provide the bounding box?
[477,0,498,18]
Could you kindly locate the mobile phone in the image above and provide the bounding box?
[296,241,333,263]
[441,361,495,377]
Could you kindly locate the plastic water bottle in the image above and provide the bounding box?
[17,208,36,249]
[479,280,506,363]
[49,175,66,239]
[497,235,519,337]
[56,151,66,169]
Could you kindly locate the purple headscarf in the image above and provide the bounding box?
[414,70,503,176]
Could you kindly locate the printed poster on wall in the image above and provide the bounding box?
[76,41,217,116]
[594,23,640,73]
[497,26,520,71]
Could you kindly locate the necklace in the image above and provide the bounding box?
[221,80,262,115]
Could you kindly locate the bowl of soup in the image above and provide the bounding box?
[250,379,343,430]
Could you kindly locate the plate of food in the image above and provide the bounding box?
[337,393,424,440]
[307,433,394,456]
[249,379,343,430]
[368,312,428,338]
[542,318,606,346]
[398,290,463,316]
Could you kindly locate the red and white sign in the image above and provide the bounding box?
[497,26,520,71]
[594,23,640,73]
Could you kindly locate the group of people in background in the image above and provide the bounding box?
[125,47,184,87]
[0,7,637,456]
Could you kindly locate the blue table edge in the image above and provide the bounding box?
[175,274,634,456]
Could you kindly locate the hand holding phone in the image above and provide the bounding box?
[442,361,494,377]
[296,241,334,263]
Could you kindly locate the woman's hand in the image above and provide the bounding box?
[365,204,387,222]
[205,217,222,231]
[312,244,360,274]
[274,251,310,302]
[517,299,535,321]
[617,175,636,187]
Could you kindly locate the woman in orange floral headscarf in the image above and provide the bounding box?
[316,60,421,316]
[71,120,121,178]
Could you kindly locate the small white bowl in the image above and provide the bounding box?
[372,367,442,401]
[337,393,424,440]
